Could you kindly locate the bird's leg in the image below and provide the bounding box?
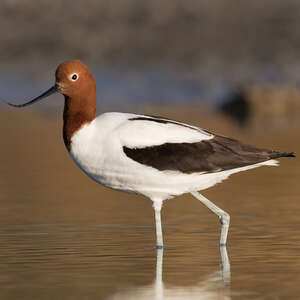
[153,200,164,248]
[191,191,230,246]
[154,247,164,298]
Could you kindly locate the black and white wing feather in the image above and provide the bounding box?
[120,116,294,174]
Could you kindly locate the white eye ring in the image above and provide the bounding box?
[70,73,79,81]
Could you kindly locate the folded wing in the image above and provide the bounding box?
[120,116,294,174]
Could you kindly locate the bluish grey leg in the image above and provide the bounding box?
[153,200,164,248]
[191,191,230,246]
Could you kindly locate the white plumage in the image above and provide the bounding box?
[70,112,277,201]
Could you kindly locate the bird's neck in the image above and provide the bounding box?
[63,93,96,151]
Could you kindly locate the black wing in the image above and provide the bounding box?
[123,135,294,174]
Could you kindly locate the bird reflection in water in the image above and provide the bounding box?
[106,246,231,300]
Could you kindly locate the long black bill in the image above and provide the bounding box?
[3,84,61,108]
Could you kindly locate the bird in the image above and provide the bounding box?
[4,60,295,248]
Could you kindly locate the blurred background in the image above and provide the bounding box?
[0,1,300,299]
[1,0,300,125]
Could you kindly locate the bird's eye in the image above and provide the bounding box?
[70,73,79,81]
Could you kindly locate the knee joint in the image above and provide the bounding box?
[220,212,230,225]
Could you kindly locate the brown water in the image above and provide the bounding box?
[0,107,299,299]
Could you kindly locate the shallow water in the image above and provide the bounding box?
[0,108,299,299]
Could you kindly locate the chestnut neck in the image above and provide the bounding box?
[63,91,96,151]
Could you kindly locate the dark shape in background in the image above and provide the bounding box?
[219,88,252,127]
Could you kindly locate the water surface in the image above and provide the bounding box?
[0,108,299,299]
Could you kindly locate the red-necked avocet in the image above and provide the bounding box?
[4,60,295,248]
